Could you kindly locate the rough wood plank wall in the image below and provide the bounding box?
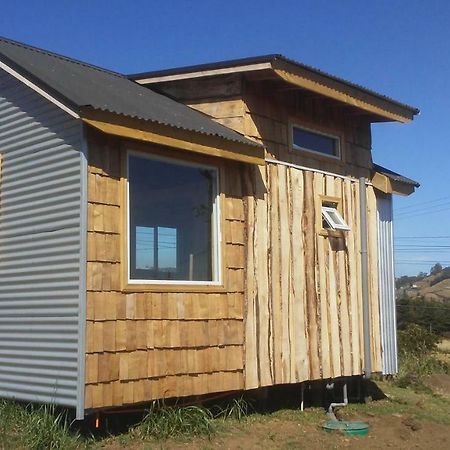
[244,163,382,389]
[84,133,246,410]
[242,83,372,176]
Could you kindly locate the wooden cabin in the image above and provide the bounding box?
[0,39,419,420]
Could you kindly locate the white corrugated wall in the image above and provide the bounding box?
[0,69,86,415]
[376,193,398,375]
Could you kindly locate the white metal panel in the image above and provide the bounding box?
[0,69,85,413]
[376,194,398,374]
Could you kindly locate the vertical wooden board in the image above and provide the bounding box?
[303,171,320,379]
[353,181,364,371]
[367,186,382,372]
[344,181,359,374]
[289,168,309,381]
[339,180,356,376]
[254,165,273,386]
[243,169,258,388]
[269,164,283,384]
[278,164,292,382]
[313,174,328,379]
[325,176,341,378]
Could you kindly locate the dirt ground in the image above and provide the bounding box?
[149,415,449,450]
[424,374,450,398]
[100,380,450,450]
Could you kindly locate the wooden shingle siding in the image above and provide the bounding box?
[244,163,382,388]
[85,132,245,410]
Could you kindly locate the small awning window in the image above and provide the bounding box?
[322,206,350,231]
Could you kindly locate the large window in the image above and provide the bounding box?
[291,125,340,159]
[128,152,220,284]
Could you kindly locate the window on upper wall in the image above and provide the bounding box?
[291,124,341,159]
[127,152,220,284]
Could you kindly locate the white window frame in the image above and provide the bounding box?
[291,123,341,160]
[322,206,351,231]
[126,150,222,286]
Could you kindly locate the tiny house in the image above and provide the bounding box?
[0,38,419,419]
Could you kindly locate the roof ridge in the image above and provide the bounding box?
[0,35,126,79]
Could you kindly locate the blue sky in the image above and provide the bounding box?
[2,0,449,276]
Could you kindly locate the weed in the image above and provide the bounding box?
[0,401,81,450]
[135,401,214,440]
[213,396,253,422]
[0,400,25,449]
[22,404,81,450]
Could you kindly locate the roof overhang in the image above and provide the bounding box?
[372,163,419,196]
[81,109,265,165]
[131,55,419,123]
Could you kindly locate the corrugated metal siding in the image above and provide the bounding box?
[376,194,398,374]
[0,70,84,409]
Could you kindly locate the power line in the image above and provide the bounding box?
[395,199,450,216]
[395,236,450,239]
[396,304,450,310]
[395,195,450,212]
[395,205,450,220]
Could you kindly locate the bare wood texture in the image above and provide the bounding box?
[272,68,411,123]
[242,81,373,178]
[244,162,381,388]
[85,131,246,410]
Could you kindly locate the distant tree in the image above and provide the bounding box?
[430,263,443,275]
[429,266,450,286]
[397,295,450,335]
[395,275,417,289]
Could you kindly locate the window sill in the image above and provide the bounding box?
[122,283,228,293]
[318,229,346,239]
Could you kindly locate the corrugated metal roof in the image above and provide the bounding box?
[129,54,419,117]
[373,163,420,187]
[0,36,259,147]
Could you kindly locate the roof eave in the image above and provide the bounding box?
[131,57,419,123]
[81,108,265,165]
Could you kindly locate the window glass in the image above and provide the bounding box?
[292,126,339,157]
[128,153,218,282]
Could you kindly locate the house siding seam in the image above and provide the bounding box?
[376,194,398,375]
[0,69,84,407]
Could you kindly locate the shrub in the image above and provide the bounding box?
[398,324,440,356]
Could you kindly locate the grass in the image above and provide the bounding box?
[344,380,450,425]
[0,400,81,450]
[132,401,215,440]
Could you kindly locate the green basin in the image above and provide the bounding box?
[322,420,369,436]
